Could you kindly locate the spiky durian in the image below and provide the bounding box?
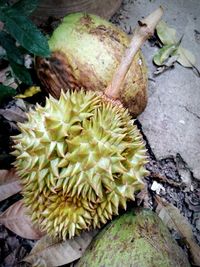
[12,90,148,239]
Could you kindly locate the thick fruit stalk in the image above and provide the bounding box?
[12,7,163,239]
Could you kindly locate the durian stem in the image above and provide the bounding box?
[105,6,163,100]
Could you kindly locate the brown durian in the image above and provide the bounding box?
[36,13,148,117]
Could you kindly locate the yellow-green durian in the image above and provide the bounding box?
[12,90,148,239]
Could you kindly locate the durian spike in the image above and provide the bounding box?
[105,7,163,100]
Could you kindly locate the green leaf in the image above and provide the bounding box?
[0,84,16,104]
[0,47,6,58]
[155,20,197,70]
[153,44,178,66]
[10,61,32,85]
[175,47,196,68]
[156,20,177,45]
[2,11,50,57]
[0,8,5,20]
[10,0,38,16]
[0,1,8,8]
[0,31,23,65]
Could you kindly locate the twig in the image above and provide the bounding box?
[105,7,164,99]
[150,172,183,188]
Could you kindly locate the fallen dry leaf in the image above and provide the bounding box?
[136,184,151,208]
[156,196,200,266]
[0,168,19,185]
[24,230,98,267]
[0,106,27,122]
[15,98,27,111]
[0,168,22,201]
[15,86,41,99]
[175,153,192,190]
[176,46,196,68]
[0,200,44,240]
[0,180,21,201]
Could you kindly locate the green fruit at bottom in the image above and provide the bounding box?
[77,209,190,267]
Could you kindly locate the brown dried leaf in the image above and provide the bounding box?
[24,230,98,267]
[0,168,22,201]
[156,196,200,266]
[0,168,19,185]
[0,181,21,201]
[0,200,44,240]
[0,106,27,122]
[136,184,151,208]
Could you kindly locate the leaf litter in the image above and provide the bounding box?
[24,230,98,267]
[0,200,44,240]
[0,168,21,202]
[156,196,200,266]
[153,20,199,76]
[140,147,200,265]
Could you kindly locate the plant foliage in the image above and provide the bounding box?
[0,0,50,101]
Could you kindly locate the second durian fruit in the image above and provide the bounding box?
[36,13,148,117]
[12,90,148,239]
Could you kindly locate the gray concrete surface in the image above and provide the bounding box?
[114,0,200,179]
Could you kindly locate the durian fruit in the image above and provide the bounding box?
[36,13,148,117]
[12,90,148,239]
[12,8,163,239]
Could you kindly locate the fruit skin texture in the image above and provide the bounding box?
[77,209,191,267]
[12,90,148,239]
[36,13,148,117]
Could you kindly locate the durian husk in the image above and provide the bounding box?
[76,209,191,267]
[12,90,148,239]
[36,13,148,117]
